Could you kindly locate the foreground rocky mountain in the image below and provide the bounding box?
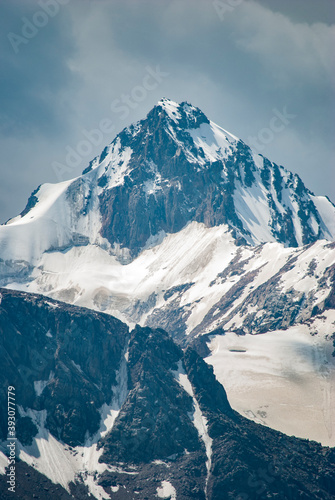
[1,288,335,499]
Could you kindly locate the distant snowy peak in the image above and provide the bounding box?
[85,97,335,253]
[2,98,335,262]
[82,97,238,180]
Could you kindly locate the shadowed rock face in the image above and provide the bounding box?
[0,288,128,446]
[99,105,244,257]
[100,326,205,464]
[0,288,334,499]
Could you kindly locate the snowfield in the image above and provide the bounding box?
[205,316,335,447]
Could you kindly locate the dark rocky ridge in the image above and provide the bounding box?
[0,288,334,499]
[100,326,204,463]
[0,288,128,446]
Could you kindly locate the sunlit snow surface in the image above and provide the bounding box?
[156,480,177,499]
[7,222,237,326]
[205,316,335,447]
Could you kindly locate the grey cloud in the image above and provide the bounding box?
[255,0,335,25]
[0,0,334,223]
[0,0,78,138]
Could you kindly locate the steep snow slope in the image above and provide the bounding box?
[5,222,333,340]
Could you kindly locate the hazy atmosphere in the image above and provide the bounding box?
[0,0,334,223]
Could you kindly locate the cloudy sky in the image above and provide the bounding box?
[0,0,334,223]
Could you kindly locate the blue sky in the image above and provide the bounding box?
[0,0,334,222]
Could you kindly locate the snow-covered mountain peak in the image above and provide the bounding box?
[156,96,181,121]
[156,97,210,129]
[1,99,335,265]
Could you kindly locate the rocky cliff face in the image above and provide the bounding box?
[81,98,335,254]
[0,289,335,499]
[0,288,128,447]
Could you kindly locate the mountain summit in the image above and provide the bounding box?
[1,98,335,264]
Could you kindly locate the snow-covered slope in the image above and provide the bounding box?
[205,320,335,447]
[2,221,333,338]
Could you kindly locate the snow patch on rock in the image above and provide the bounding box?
[156,480,177,499]
[172,360,212,482]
